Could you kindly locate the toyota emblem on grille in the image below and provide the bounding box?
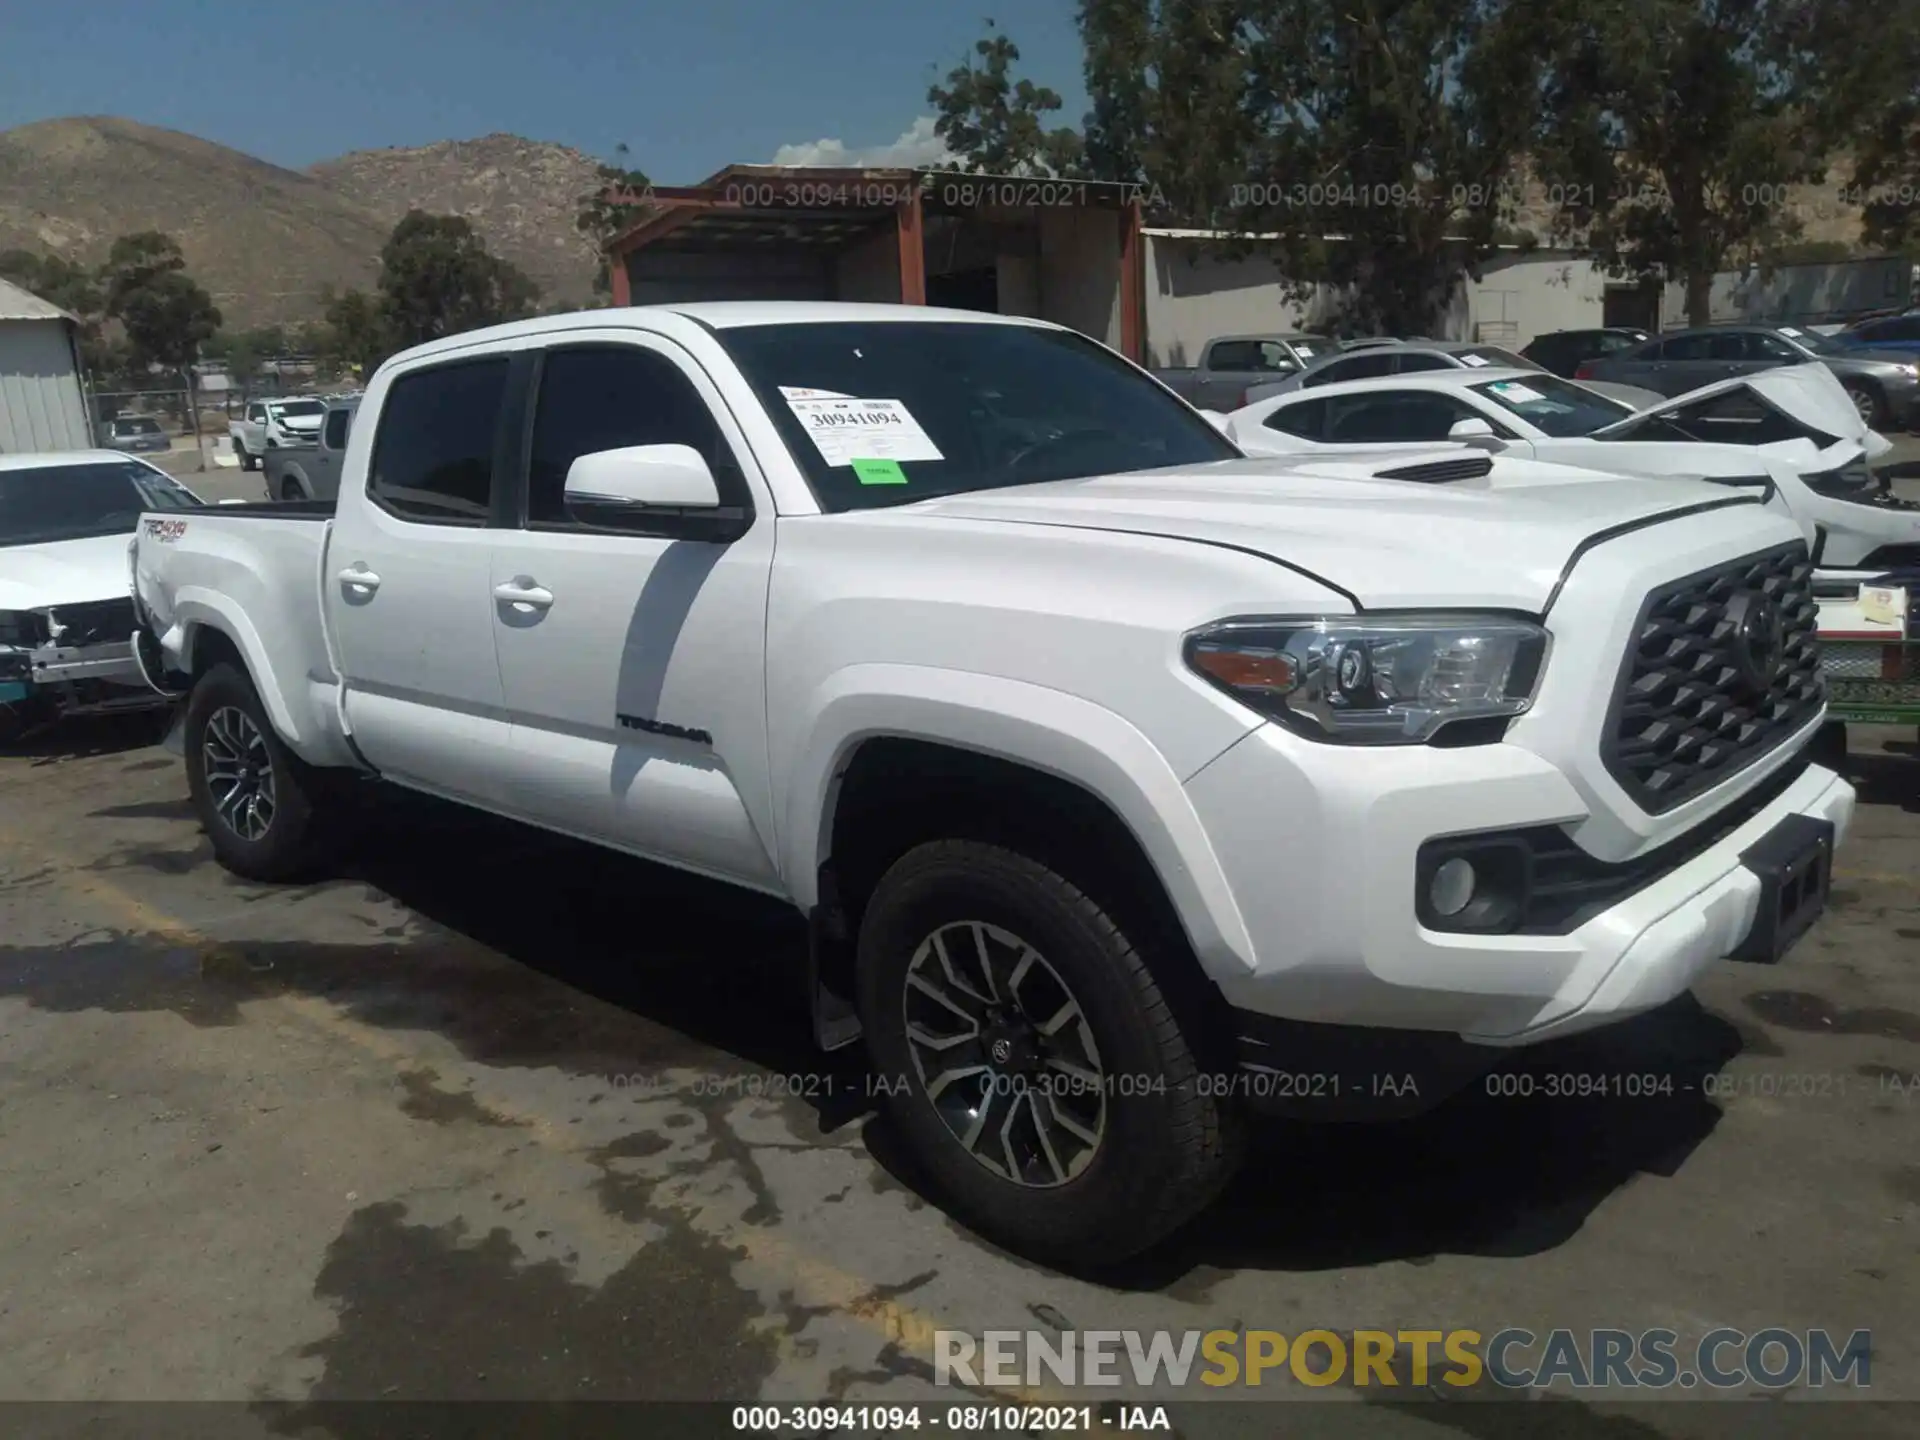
[1727,590,1785,695]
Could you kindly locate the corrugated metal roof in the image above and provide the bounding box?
[0,275,79,324]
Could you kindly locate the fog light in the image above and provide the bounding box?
[1430,857,1476,917]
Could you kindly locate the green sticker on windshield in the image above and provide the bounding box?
[851,457,909,485]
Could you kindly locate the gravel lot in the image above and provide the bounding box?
[1,734,1916,1432]
[2,424,1913,1433]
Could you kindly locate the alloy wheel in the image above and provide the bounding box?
[901,920,1107,1188]
[202,705,276,842]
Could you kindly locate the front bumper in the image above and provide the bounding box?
[1,637,171,717]
[1184,724,1854,1048]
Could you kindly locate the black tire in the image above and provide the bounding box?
[856,839,1242,1268]
[1843,381,1887,430]
[183,662,327,881]
[280,476,305,501]
[235,439,255,472]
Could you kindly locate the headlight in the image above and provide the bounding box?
[1184,614,1549,744]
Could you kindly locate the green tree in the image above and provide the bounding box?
[929,21,1085,175]
[376,210,541,349]
[576,142,653,296]
[1076,0,1252,219]
[98,231,190,315]
[1810,3,1920,253]
[0,249,102,318]
[1228,0,1552,335]
[315,286,391,378]
[1532,0,1864,324]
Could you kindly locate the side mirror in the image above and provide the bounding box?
[1448,417,1496,439]
[563,444,749,541]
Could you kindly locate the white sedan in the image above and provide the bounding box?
[1226,363,1920,572]
[0,450,208,739]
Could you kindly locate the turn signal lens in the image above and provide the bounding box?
[1188,644,1299,697]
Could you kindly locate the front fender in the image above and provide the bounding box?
[779,663,1259,981]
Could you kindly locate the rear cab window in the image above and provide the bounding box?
[367,360,510,524]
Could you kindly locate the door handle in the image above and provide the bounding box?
[493,579,554,608]
[337,565,380,593]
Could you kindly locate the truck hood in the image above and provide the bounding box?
[904,457,1762,612]
[0,533,133,612]
[1593,362,1893,460]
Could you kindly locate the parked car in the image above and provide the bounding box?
[133,302,1851,1267]
[1576,324,1920,429]
[1227,363,1918,571]
[1828,312,1920,360]
[229,397,325,471]
[264,397,357,501]
[1520,327,1651,378]
[98,413,172,453]
[1151,334,1335,411]
[0,451,207,740]
[1243,341,1551,403]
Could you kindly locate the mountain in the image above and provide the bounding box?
[0,116,388,328]
[0,117,606,329]
[309,134,605,312]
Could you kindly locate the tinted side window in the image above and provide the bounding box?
[1880,317,1920,341]
[1658,334,1714,360]
[1325,392,1474,442]
[1596,332,1637,353]
[1392,353,1454,374]
[1262,397,1328,440]
[1206,340,1257,369]
[1305,354,1396,388]
[323,408,350,449]
[1748,332,1800,361]
[1708,332,1751,360]
[368,359,509,524]
[527,346,735,527]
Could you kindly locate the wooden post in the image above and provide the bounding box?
[609,251,632,307]
[897,189,927,305]
[1119,199,1144,363]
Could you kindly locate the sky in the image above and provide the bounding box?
[0,0,1091,180]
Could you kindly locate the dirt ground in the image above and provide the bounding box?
[1,688,1916,1437]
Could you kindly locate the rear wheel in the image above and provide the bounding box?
[856,839,1241,1267]
[183,662,327,881]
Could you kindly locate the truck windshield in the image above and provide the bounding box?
[716,321,1239,511]
[272,400,324,417]
[0,461,201,548]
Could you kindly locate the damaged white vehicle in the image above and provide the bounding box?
[1228,362,1920,572]
[0,451,206,740]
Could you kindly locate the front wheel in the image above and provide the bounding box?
[856,839,1242,1267]
[183,662,327,881]
[1843,382,1887,430]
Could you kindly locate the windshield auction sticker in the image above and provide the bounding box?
[785,396,945,466]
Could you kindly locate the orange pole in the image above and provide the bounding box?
[1119,199,1144,362]
[897,190,927,305]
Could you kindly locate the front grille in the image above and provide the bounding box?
[45,598,137,648]
[1604,543,1823,814]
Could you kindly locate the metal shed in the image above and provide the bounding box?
[0,277,90,453]
[606,165,1151,362]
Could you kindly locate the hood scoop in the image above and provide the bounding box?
[1374,454,1495,484]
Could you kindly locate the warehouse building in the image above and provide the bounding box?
[0,276,90,453]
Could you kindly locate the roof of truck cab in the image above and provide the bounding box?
[380,302,1066,368]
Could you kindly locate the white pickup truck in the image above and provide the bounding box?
[130,302,1853,1266]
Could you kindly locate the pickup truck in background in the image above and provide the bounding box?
[131,302,1852,1267]
[1151,333,1333,411]
[229,396,325,471]
[263,397,358,501]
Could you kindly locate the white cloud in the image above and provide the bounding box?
[771,116,953,169]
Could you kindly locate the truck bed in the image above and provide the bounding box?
[131,507,359,769]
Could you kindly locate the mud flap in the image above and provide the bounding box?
[160,704,187,757]
[808,887,864,1051]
